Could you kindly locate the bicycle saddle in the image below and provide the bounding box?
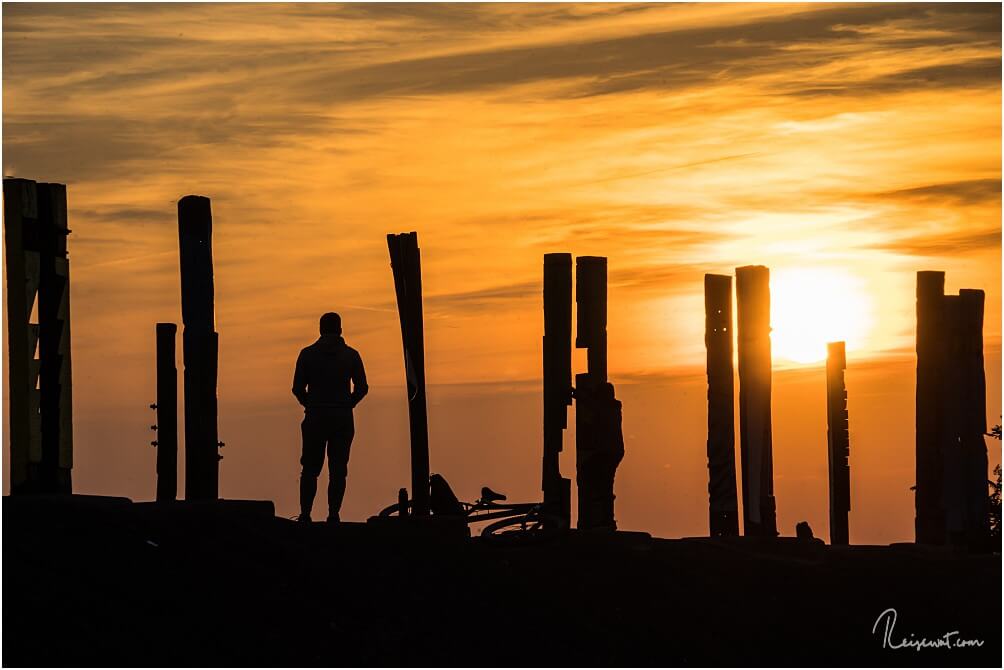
[481,486,507,503]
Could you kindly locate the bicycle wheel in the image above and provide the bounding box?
[378,501,409,517]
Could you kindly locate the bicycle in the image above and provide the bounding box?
[378,479,567,541]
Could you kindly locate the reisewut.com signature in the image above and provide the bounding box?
[872,608,985,651]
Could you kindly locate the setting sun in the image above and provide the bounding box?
[769,267,873,365]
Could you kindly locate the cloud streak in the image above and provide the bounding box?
[875,228,1001,257]
[877,179,1002,206]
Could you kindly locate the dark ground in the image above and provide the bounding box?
[3,495,1000,667]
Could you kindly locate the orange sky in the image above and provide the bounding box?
[3,3,1001,542]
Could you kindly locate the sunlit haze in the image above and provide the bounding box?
[2,3,1001,543]
[771,267,873,364]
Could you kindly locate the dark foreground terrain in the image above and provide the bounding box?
[3,495,1000,667]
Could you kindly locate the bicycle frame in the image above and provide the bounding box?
[378,493,541,526]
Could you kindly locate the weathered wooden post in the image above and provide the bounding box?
[543,253,573,527]
[387,232,431,517]
[704,274,739,537]
[957,289,990,551]
[826,341,850,545]
[3,177,73,495]
[915,271,946,544]
[575,256,623,530]
[37,182,74,494]
[178,196,220,501]
[735,265,777,536]
[154,323,179,502]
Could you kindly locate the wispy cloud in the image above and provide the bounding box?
[877,179,1002,206]
[875,228,1001,257]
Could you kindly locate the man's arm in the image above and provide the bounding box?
[292,350,309,407]
[350,351,369,407]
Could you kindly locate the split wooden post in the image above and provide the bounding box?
[735,265,777,536]
[704,274,739,537]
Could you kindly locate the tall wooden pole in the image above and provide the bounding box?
[155,323,179,502]
[387,232,431,517]
[915,271,946,544]
[735,265,777,536]
[178,195,219,501]
[543,253,573,527]
[704,274,739,537]
[826,341,850,545]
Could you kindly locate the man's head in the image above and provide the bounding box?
[319,312,342,336]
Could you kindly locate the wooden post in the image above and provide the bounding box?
[178,196,219,501]
[4,178,43,494]
[735,265,777,536]
[155,323,178,502]
[37,182,73,494]
[387,232,431,517]
[941,295,966,544]
[826,341,850,545]
[543,253,573,527]
[958,289,990,551]
[704,274,739,537]
[4,178,73,495]
[575,256,622,530]
[915,271,946,544]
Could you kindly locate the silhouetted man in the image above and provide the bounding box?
[292,312,368,523]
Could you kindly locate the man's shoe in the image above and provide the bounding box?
[326,514,340,525]
[297,514,312,523]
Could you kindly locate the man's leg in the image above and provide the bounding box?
[326,411,355,523]
[299,414,326,522]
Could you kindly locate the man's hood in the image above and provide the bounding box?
[314,335,347,351]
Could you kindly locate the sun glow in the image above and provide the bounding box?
[769,267,873,365]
